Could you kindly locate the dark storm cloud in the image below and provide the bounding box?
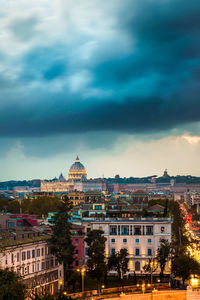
[1,0,200,139]
[9,16,39,41]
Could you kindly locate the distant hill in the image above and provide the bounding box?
[105,175,200,184]
[0,179,41,190]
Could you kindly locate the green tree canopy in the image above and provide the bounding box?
[21,196,61,216]
[172,253,200,285]
[0,268,26,300]
[108,248,129,280]
[50,195,75,283]
[156,238,171,278]
[85,229,107,294]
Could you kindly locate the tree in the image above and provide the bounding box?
[108,248,129,280]
[20,196,61,216]
[168,200,188,246]
[163,199,168,217]
[156,239,171,279]
[172,254,200,285]
[50,195,75,284]
[8,200,21,213]
[0,268,26,300]
[31,290,72,300]
[85,230,107,295]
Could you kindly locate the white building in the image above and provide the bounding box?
[0,238,63,295]
[83,217,172,275]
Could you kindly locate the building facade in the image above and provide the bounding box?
[83,217,172,275]
[0,239,63,295]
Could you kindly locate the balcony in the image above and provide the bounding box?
[110,232,117,235]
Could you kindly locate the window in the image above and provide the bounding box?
[17,252,20,262]
[37,249,40,257]
[148,249,152,256]
[134,226,141,235]
[8,222,15,228]
[161,226,165,233]
[85,248,88,256]
[95,205,102,210]
[75,249,79,255]
[32,264,35,273]
[5,255,8,265]
[135,261,140,271]
[22,252,26,261]
[11,254,14,263]
[41,248,44,256]
[32,250,35,258]
[27,251,30,259]
[111,238,115,243]
[42,262,45,270]
[111,248,115,255]
[21,267,24,276]
[37,263,40,272]
[75,260,79,266]
[123,238,127,243]
[146,226,153,235]
[110,226,117,235]
[148,239,152,244]
[46,261,49,269]
[122,226,129,235]
[75,239,79,245]
[135,239,140,244]
[27,266,29,274]
[51,258,54,267]
[135,248,140,256]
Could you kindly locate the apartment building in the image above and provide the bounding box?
[83,217,172,275]
[0,238,63,295]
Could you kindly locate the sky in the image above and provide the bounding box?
[1,0,200,181]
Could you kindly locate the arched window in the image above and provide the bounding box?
[135,261,140,271]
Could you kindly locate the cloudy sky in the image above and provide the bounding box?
[1,0,200,181]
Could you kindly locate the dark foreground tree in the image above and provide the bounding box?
[108,248,129,280]
[156,238,171,279]
[0,268,26,300]
[50,195,75,284]
[172,254,200,285]
[85,230,107,295]
[31,290,72,300]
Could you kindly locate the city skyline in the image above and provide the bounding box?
[1,0,200,180]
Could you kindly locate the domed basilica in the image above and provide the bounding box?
[68,156,87,181]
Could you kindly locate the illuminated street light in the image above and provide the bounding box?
[77,266,86,292]
[190,275,199,288]
[142,283,145,294]
[59,279,63,287]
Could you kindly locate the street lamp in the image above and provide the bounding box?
[190,275,199,288]
[77,266,86,292]
[149,258,157,300]
[142,283,145,294]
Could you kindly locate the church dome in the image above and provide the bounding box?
[68,156,87,181]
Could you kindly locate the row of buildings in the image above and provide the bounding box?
[6,157,200,196]
[0,157,194,296]
[0,206,172,295]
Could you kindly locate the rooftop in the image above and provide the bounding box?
[0,234,51,248]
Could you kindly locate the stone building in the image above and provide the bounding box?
[0,237,63,295]
[83,217,172,275]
